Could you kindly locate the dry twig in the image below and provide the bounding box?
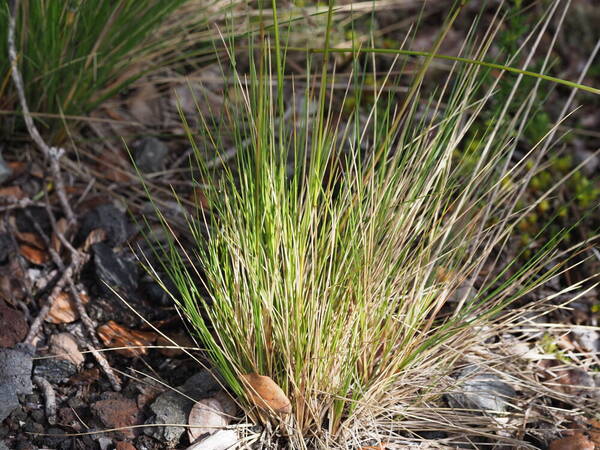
[86,344,122,391]
[23,254,89,345]
[7,0,75,225]
[32,376,57,425]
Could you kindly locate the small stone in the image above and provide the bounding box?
[571,326,599,353]
[33,358,77,384]
[0,346,33,421]
[134,137,169,174]
[186,429,238,450]
[188,398,229,442]
[40,427,66,449]
[446,367,516,413]
[0,385,19,423]
[23,421,44,435]
[93,243,138,295]
[97,437,113,450]
[146,370,221,446]
[48,333,85,367]
[30,409,45,424]
[91,394,142,439]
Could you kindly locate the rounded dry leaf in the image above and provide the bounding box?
[97,320,158,357]
[548,432,594,450]
[47,291,90,324]
[240,373,291,415]
[20,244,49,265]
[188,397,230,442]
[49,332,84,367]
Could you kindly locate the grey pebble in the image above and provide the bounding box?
[134,137,169,174]
[145,370,221,446]
[447,367,516,413]
[33,358,78,384]
[0,345,33,422]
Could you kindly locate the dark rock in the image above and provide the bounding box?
[0,233,13,263]
[0,441,9,450]
[93,243,138,295]
[15,439,36,450]
[446,367,516,413]
[33,357,77,383]
[134,137,169,174]
[23,421,44,435]
[140,278,175,307]
[145,370,221,446]
[58,407,82,432]
[0,346,33,421]
[23,393,40,404]
[0,299,28,347]
[135,434,162,449]
[8,405,27,423]
[0,385,19,424]
[30,409,45,423]
[79,203,133,248]
[40,427,68,448]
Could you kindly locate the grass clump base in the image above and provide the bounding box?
[149,2,596,447]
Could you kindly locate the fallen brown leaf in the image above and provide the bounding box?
[6,161,27,177]
[19,244,49,265]
[240,373,291,415]
[97,320,158,357]
[548,432,594,450]
[15,231,46,250]
[0,186,26,202]
[47,291,90,324]
[588,419,600,446]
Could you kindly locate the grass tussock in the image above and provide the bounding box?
[148,2,597,447]
[0,0,243,141]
